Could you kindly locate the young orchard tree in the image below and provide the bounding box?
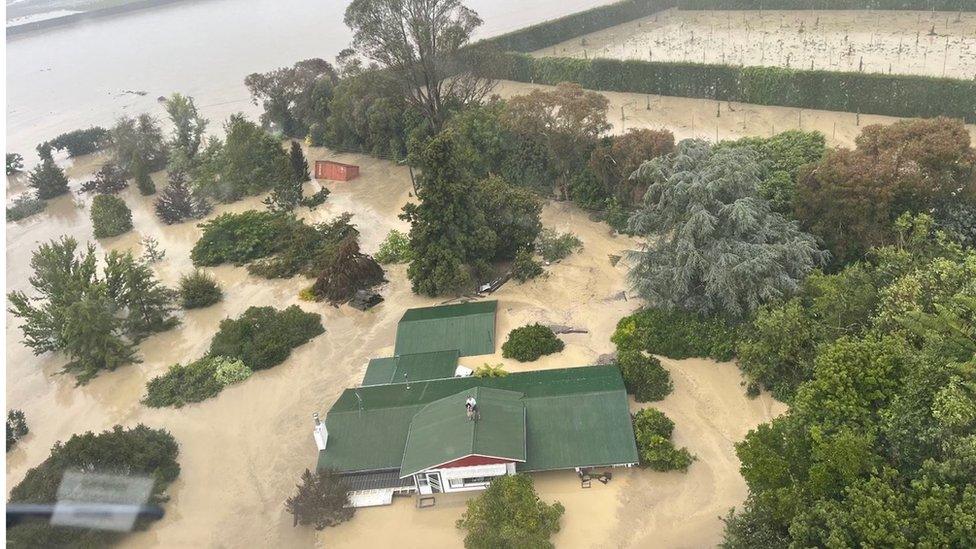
[154,170,212,224]
[344,0,495,130]
[28,157,70,199]
[164,93,208,161]
[503,83,610,198]
[264,143,307,212]
[628,139,827,319]
[6,153,24,175]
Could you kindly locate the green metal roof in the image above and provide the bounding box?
[361,350,460,386]
[400,387,527,477]
[317,366,638,475]
[394,301,497,357]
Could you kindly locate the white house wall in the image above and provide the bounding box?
[433,463,509,493]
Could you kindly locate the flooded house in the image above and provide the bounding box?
[313,301,639,507]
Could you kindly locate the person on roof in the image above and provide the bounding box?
[465,396,479,421]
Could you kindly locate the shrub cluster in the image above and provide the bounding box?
[143,356,251,408]
[208,305,324,370]
[617,350,673,402]
[501,323,565,362]
[612,308,737,360]
[90,194,133,238]
[633,408,694,471]
[6,425,179,547]
[191,211,358,280]
[178,270,222,309]
[492,54,976,123]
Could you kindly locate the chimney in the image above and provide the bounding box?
[313,412,329,451]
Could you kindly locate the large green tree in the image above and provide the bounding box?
[628,139,826,319]
[7,237,177,382]
[344,0,493,130]
[796,117,976,266]
[111,114,168,174]
[402,132,496,296]
[245,59,338,138]
[200,114,292,203]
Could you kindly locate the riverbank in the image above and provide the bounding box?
[6,0,203,38]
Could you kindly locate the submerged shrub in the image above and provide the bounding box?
[501,324,564,362]
[633,408,694,472]
[374,229,413,264]
[6,410,29,452]
[617,350,672,402]
[536,228,583,262]
[612,308,737,361]
[285,468,354,530]
[6,194,46,222]
[178,270,222,309]
[143,357,224,408]
[6,424,179,547]
[512,247,544,282]
[90,194,133,238]
[208,305,324,370]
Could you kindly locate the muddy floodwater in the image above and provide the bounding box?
[5,1,795,546]
[5,0,613,164]
[537,8,976,78]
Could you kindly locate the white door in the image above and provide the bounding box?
[426,472,442,493]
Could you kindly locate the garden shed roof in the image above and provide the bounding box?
[394,301,497,357]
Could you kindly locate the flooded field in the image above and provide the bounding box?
[493,79,976,148]
[536,9,976,78]
[5,145,785,547]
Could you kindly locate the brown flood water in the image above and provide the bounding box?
[5,145,786,547]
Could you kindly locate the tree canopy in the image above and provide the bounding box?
[628,139,827,319]
[456,474,565,549]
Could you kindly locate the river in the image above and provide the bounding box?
[6,0,611,164]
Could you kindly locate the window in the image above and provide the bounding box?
[448,476,492,488]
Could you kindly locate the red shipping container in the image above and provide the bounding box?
[314,160,360,181]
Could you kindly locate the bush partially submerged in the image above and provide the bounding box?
[512,247,544,282]
[6,425,179,547]
[456,474,564,548]
[6,410,28,452]
[617,350,672,402]
[473,363,508,378]
[208,305,324,370]
[536,228,583,262]
[374,229,412,264]
[285,468,355,530]
[633,408,694,472]
[310,237,384,305]
[6,194,46,222]
[501,324,564,362]
[179,270,222,309]
[191,210,358,280]
[90,194,133,238]
[143,355,250,408]
[612,308,737,361]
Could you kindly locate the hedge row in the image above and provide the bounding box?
[480,0,675,53]
[676,0,975,10]
[491,54,976,122]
